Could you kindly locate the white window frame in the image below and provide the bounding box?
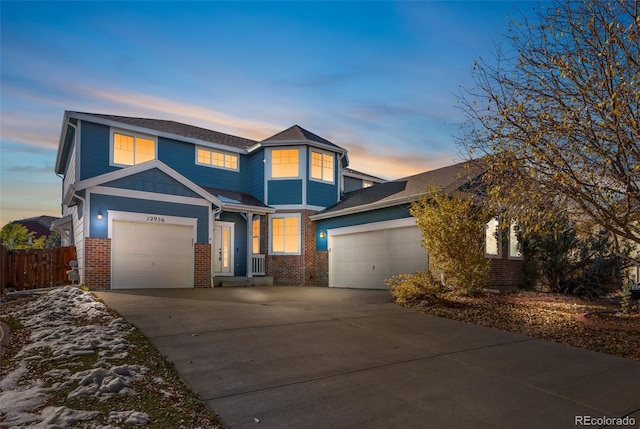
[268,213,301,255]
[269,148,301,179]
[110,128,157,167]
[195,145,239,171]
[485,217,502,258]
[309,149,335,184]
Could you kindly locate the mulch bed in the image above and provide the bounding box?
[410,290,640,362]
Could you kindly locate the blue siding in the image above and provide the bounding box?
[158,137,249,192]
[248,149,265,202]
[80,122,115,180]
[308,180,337,208]
[315,206,413,251]
[268,180,303,205]
[103,168,201,198]
[219,212,247,276]
[89,193,209,243]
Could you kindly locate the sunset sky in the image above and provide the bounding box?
[0,1,539,227]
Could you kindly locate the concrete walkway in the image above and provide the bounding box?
[96,287,640,429]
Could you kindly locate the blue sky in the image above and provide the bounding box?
[0,1,538,227]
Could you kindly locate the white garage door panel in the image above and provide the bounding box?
[329,225,428,290]
[111,221,194,289]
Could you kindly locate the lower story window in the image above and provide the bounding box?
[270,214,300,254]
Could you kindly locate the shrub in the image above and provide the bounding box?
[410,186,491,295]
[386,270,442,305]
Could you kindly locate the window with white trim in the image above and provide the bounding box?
[111,131,156,166]
[196,146,239,171]
[485,217,501,257]
[252,217,260,254]
[509,221,522,258]
[269,214,300,254]
[271,148,299,178]
[310,150,334,183]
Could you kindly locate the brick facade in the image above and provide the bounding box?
[266,209,321,286]
[194,243,211,288]
[315,250,329,287]
[488,253,524,288]
[84,237,111,290]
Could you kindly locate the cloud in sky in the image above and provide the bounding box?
[0,1,538,226]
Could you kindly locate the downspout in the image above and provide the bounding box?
[338,152,346,201]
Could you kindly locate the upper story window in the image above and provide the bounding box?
[310,150,334,183]
[271,148,299,178]
[111,131,156,166]
[196,146,239,171]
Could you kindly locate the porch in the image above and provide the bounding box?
[213,276,274,287]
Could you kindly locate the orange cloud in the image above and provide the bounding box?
[77,87,282,141]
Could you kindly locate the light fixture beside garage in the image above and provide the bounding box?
[96,212,103,220]
[319,231,326,239]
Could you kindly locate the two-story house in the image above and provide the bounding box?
[52,112,379,289]
[53,111,523,291]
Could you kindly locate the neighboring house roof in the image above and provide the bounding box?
[71,112,259,149]
[311,159,485,220]
[342,167,387,183]
[11,215,60,238]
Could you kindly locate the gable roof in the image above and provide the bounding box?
[70,160,222,207]
[262,125,346,152]
[310,159,485,220]
[71,112,259,149]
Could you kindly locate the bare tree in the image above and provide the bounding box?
[459,0,639,259]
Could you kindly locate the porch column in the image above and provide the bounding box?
[246,212,254,278]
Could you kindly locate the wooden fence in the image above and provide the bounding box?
[1,246,76,295]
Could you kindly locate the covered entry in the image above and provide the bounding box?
[110,212,196,289]
[328,218,428,289]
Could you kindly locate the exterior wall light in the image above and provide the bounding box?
[97,212,103,220]
[319,231,326,239]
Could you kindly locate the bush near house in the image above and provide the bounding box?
[521,214,631,298]
[410,186,491,295]
[386,270,443,305]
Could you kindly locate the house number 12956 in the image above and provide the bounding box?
[146,216,165,223]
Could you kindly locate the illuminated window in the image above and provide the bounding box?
[112,132,156,166]
[270,214,300,254]
[310,151,334,183]
[196,146,239,171]
[509,221,522,259]
[252,217,260,254]
[271,149,299,178]
[485,217,501,257]
[363,180,373,188]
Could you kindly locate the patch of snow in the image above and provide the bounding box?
[0,286,152,428]
[107,410,150,425]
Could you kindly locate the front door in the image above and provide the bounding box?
[213,222,234,275]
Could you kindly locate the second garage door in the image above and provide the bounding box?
[111,220,194,289]
[328,220,428,289]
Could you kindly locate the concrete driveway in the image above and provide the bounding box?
[96,287,640,429]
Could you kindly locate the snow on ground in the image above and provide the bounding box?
[0,286,150,428]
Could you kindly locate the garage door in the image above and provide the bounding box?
[329,223,428,289]
[111,220,194,289]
